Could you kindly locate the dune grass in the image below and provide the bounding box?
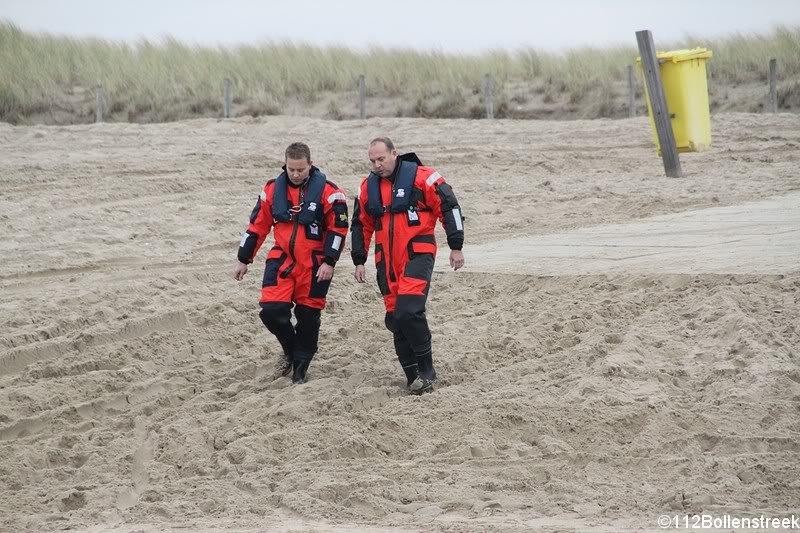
[1,21,798,123]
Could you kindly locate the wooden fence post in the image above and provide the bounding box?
[95,85,104,123]
[484,74,494,119]
[628,65,636,117]
[359,75,366,120]
[768,58,777,113]
[223,78,232,119]
[636,29,682,178]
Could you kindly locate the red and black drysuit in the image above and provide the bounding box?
[350,153,464,385]
[238,166,348,381]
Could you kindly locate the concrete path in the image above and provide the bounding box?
[443,192,800,276]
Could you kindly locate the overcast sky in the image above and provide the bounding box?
[2,0,799,52]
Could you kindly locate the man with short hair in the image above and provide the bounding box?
[351,137,465,394]
[233,142,349,384]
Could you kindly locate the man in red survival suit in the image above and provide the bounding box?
[233,142,349,384]
[351,137,465,395]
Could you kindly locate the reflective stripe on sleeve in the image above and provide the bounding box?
[452,208,463,231]
[327,191,346,203]
[425,172,442,186]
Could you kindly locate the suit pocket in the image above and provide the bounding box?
[374,244,391,296]
[304,222,323,241]
[404,236,436,281]
[309,251,332,298]
[262,248,287,287]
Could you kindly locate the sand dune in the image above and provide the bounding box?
[1,113,799,531]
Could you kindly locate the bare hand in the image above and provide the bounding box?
[316,262,334,282]
[233,261,248,281]
[450,250,465,271]
[354,264,366,283]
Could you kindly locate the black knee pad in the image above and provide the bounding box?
[384,312,400,333]
[393,308,426,337]
[393,295,426,326]
[259,302,293,329]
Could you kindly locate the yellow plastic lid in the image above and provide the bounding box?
[636,47,713,64]
[658,48,713,62]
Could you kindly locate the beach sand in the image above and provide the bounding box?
[1,113,799,531]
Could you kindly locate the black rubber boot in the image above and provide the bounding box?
[408,376,434,395]
[260,302,294,376]
[409,346,436,395]
[292,305,321,384]
[415,340,437,382]
[292,359,310,384]
[394,299,437,384]
[278,354,293,376]
[386,312,418,387]
[401,361,419,388]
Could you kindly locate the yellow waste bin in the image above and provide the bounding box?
[637,48,713,154]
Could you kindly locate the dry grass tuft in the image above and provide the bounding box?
[1,21,798,123]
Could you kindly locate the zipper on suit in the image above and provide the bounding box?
[282,183,304,278]
[388,181,396,282]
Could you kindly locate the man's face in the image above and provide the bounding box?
[368,142,397,178]
[286,157,312,185]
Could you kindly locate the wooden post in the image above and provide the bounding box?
[223,78,232,119]
[358,75,366,120]
[627,65,636,117]
[768,58,777,113]
[95,85,104,123]
[484,74,494,119]
[636,30,682,178]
